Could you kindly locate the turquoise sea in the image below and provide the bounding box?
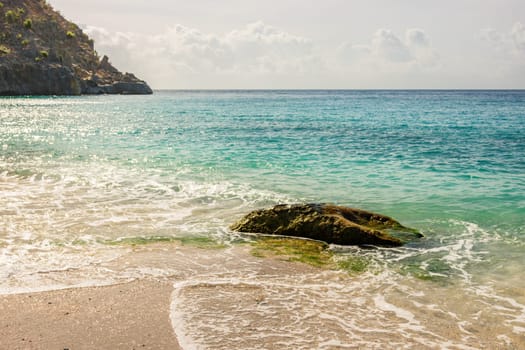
[1,90,524,348]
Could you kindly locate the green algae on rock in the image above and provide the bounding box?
[231,203,422,247]
[250,236,372,274]
[251,237,333,268]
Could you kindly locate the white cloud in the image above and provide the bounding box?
[337,28,439,68]
[475,22,525,86]
[511,22,525,52]
[406,28,429,48]
[85,26,134,49]
[372,29,412,62]
[85,21,319,87]
[481,22,525,56]
[82,21,523,89]
[481,28,504,45]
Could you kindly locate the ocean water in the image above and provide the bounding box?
[1,90,524,348]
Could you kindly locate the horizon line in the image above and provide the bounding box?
[152,88,525,92]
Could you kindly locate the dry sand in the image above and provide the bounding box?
[0,279,181,350]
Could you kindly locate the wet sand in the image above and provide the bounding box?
[1,242,524,349]
[0,279,181,350]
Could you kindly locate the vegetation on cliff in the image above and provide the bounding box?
[0,0,152,95]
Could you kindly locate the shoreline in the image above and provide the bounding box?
[0,241,524,349]
[0,279,181,350]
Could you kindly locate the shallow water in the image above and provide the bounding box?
[1,90,524,348]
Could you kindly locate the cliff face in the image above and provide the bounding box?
[0,0,152,95]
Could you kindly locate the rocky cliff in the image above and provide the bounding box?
[0,0,152,95]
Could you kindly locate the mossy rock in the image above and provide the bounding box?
[231,203,422,247]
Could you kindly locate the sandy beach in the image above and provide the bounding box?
[1,241,525,349]
[0,241,326,350]
[0,279,181,350]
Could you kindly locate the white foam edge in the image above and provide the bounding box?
[169,276,347,349]
[0,278,129,295]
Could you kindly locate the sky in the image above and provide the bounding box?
[48,0,525,89]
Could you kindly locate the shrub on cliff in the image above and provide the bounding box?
[23,18,32,29]
[0,44,10,54]
[5,10,15,23]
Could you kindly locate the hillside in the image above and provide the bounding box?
[0,0,152,95]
